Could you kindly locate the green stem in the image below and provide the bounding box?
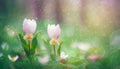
[53,45,56,58]
[28,40,30,56]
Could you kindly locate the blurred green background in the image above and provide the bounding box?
[0,0,120,69]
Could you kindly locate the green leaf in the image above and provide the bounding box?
[31,35,38,55]
[18,33,28,55]
[34,31,41,37]
[42,38,51,52]
[30,32,40,55]
[57,41,63,56]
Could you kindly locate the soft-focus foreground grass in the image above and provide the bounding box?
[0,19,120,69]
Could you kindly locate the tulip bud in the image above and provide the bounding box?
[23,18,37,40]
[47,24,61,45]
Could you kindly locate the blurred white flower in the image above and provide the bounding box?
[60,51,68,60]
[87,54,102,62]
[23,18,37,40]
[8,55,19,62]
[1,42,9,50]
[47,24,61,45]
[0,53,3,57]
[59,51,68,64]
[78,42,91,51]
[38,55,50,64]
[6,28,16,37]
[71,42,91,51]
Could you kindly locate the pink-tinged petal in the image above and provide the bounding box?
[38,55,50,64]
[47,24,61,39]
[55,24,61,38]
[23,18,37,34]
[87,54,102,61]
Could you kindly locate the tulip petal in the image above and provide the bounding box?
[47,24,61,39]
[23,18,37,34]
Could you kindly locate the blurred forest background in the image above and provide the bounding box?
[0,0,120,69]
